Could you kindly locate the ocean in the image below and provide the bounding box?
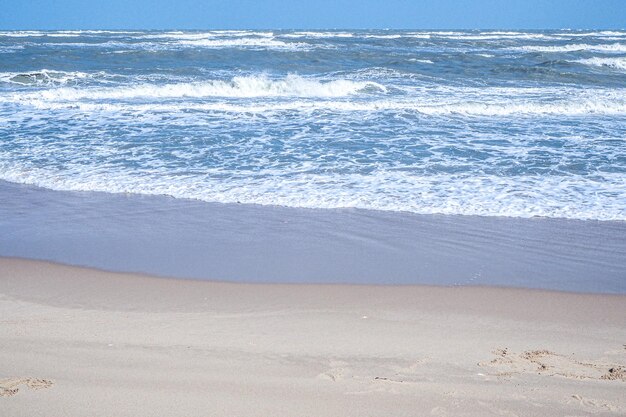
[1,29,626,292]
[1,29,625,221]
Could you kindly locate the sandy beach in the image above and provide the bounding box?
[2,9,626,417]
[1,257,624,416]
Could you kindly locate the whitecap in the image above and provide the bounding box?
[9,86,625,117]
[177,37,307,50]
[1,164,624,221]
[553,31,626,38]
[0,69,104,86]
[518,43,626,53]
[4,74,387,102]
[140,31,275,40]
[281,31,354,39]
[572,57,626,71]
[0,31,45,37]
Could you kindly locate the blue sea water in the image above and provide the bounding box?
[1,29,625,221]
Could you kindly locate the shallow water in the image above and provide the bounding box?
[2,181,625,293]
[1,30,625,220]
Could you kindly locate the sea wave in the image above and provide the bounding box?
[9,91,626,117]
[3,75,387,101]
[36,37,310,51]
[0,31,47,37]
[408,59,434,64]
[0,45,24,53]
[140,31,275,40]
[0,69,106,86]
[6,83,626,117]
[279,31,556,41]
[177,37,307,50]
[553,31,626,38]
[282,31,355,38]
[518,43,626,53]
[0,30,143,37]
[436,33,557,41]
[573,57,626,71]
[1,166,624,221]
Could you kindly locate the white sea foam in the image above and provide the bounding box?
[0,45,24,53]
[0,31,46,37]
[0,30,143,37]
[573,57,626,71]
[3,75,387,102]
[0,69,102,86]
[40,33,81,37]
[438,33,557,40]
[410,31,556,40]
[43,41,158,49]
[1,163,624,221]
[10,88,625,117]
[286,30,553,40]
[481,31,528,35]
[34,38,308,51]
[553,31,626,37]
[207,30,275,37]
[282,31,354,38]
[54,30,144,35]
[177,37,307,50]
[518,43,626,53]
[363,34,403,39]
[140,32,215,40]
[141,31,275,40]
[404,34,432,39]
[0,31,94,38]
[4,76,624,117]
[422,31,465,36]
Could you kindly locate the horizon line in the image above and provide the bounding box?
[2,27,625,31]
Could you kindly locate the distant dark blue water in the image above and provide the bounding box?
[1,30,625,220]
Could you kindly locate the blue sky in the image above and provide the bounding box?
[1,0,624,29]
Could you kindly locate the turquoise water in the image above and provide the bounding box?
[1,30,625,220]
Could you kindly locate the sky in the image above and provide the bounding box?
[0,0,624,30]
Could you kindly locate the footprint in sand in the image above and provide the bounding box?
[0,377,54,397]
[478,348,625,381]
[567,394,622,412]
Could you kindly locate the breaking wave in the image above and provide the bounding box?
[177,38,307,50]
[3,75,387,102]
[0,69,106,86]
[1,164,624,221]
[573,57,626,71]
[518,43,626,53]
[6,80,624,117]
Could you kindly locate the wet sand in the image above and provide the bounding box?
[2,180,626,292]
[1,257,625,416]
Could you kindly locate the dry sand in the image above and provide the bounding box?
[0,257,625,416]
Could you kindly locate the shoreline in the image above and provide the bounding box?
[3,256,626,319]
[3,178,625,224]
[1,257,625,416]
[2,180,626,294]
[4,255,626,298]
